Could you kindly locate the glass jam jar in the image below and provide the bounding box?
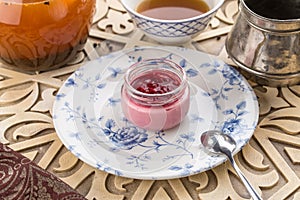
[121,59,190,131]
[0,0,95,72]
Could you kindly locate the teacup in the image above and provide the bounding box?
[120,0,224,45]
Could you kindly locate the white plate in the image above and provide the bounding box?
[53,46,259,180]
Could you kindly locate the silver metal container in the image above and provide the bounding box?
[226,0,300,87]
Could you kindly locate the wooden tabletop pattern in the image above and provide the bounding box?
[0,0,299,199]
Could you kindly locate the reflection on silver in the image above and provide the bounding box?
[226,0,300,87]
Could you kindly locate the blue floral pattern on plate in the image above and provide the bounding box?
[53,46,259,180]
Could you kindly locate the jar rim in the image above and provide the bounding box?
[124,59,188,105]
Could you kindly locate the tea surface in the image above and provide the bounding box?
[136,0,210,20]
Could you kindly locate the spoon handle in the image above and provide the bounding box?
[227,154,262,200]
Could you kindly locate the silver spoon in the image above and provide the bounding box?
[201,130,262,200]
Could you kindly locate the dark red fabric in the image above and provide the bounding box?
[0,143,86,200]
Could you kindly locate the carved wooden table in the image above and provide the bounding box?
[1,0,300,199]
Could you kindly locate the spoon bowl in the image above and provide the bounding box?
[201,130,262,200]
[201,130,237,155]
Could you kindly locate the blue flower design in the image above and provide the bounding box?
[108,98,121,106]
[186,68,198,77]
[222,65,242,86]
[108,67,122,78]
[68,145,81,158]
[190,114,204,123]
[96,162,123,176]
[72,71,106,91]
[65,78,77,87]
[101,120,195,169]
[55,93,66,101]
[180,132,196,143]
[200,62,249,109]
[109,126,148,150]
[222,119,241,133]
[126,53,197,78]
[179,59,187,68]
[215,101,249,134]
[169,163,194,176]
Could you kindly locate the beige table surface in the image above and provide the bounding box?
[1,0,300,199]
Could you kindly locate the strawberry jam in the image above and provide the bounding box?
[132,69,180,94]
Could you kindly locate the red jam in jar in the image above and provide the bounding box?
[121,59,190,131]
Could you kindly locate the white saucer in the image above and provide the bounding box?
[53,46,259,180]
